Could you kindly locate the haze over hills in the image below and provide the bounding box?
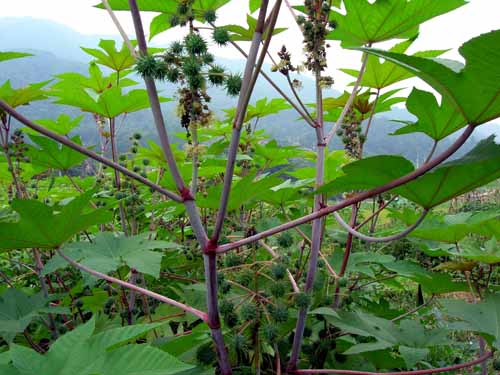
[1,17,497,163]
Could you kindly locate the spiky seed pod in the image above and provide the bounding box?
[135,55,166,80]
[208,65,225,86]
[188,74,205,90]
[240,302,257,321]
[225,73,242,96]
[313,274,324,291]
[177,3,189,15]
[303,326,312,338]
[196,343,216,365]
[224,311,239,327]
[165,67,181,83]
[270,303,289,323]
[213,27,231,46]
[182,56,201,77]
[295,292,311,309]
[202,53,215,65]
[184,33,208,55]
[219,299,234,316]
[203,9,217,23]
[271,263,287,280]
[232,334,248,352]
[494,358,500,371]
[236,270,253,287]
[277,232,294,248]
[337,277,347,287]
[270,281,287,298]
[169,41,184,54]
[262,323,278,343]
[224,252,241,267]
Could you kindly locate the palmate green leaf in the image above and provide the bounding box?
[0,191,111,251]
[223,14,287,42]
[52,63,137,93]
[44,232,178,278]
[25,134,88,171]
[341,39,448,89]
[394,209,500,243]
[0,51,33,63]
[320,136,500,209]
[249,0,260,13]
[317,155,414,195]
[0,289,68,342]
[434,237,500,264]
[382,260,467,294]
[441,294,500,349]
[81,39,137,73]
[224,98,292,123]
[0,80,49,108]
[394,135,500,208]
[51,85,170,118]
[197,172,281,210]
[25,114,83,136]
[310,309,447,355]
[359,30,500,126]
[326,0,467,47]
[392,88,467,141]
[7,318,192,375]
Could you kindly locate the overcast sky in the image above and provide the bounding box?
[3,0,500,91]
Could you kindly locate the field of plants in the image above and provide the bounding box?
[1,0,500,374]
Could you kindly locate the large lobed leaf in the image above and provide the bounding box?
[392,88,467,141]
[0,289,68,342]
[44,232,178,278]
[441,294,500,349]
[0,191,111,251]
[360,30,500,126]
[327,0,467,47]
[310,308,447,361]
[319,136,500,209]
[5,318,193,375]
[341,38,448,89]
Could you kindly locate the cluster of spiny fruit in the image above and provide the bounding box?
[135,2,241,136]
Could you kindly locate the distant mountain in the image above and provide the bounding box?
[0,17,493,162]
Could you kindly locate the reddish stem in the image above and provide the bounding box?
[291,350,492,374]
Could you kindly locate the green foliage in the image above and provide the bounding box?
[0,80,49,108]
[360,30,500,125]
[81,39,137,73]
[442,294,500,349]
[44,232,178,278]
[327,0,466,46]
[25,134,88,171]
[4,318,192,375]
[311,308,448,356]
[0,51,33,63]
[340,39,447,89]
[0,288,68,342]
[0,191,111,250]
[392,88,467,141]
